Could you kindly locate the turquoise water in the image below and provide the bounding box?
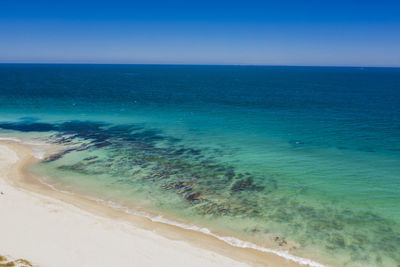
[1,64,399,266]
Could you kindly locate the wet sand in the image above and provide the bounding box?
[0,140,312,267]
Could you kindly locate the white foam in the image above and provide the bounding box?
[37,178,74,195]
[31,150,45,159]
[36,178,326,267]
[145,214,326,267]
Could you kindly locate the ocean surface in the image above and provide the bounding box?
[0,64,399,266]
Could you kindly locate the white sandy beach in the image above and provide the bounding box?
[0,143,252,267]
[0,141,309,267]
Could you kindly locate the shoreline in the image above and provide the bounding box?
[0,139,325,267]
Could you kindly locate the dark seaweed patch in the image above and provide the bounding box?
[0,121,55,132]
[83,156,98,161]
[231,177,264,193]
[42,148,76,162]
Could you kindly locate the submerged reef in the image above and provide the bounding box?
[1,119,400,265]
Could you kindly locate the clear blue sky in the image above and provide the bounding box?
[1,0,399,66]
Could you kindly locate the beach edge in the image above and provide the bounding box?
[0,140,323,267]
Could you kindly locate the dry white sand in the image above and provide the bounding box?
[0,143,249,267]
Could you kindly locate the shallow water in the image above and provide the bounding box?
[1,64,400,266]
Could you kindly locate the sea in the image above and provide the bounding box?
[0,64,399,266]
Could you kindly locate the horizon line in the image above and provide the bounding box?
[0,62,399,68]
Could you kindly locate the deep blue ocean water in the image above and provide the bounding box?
[0,64,399,266]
